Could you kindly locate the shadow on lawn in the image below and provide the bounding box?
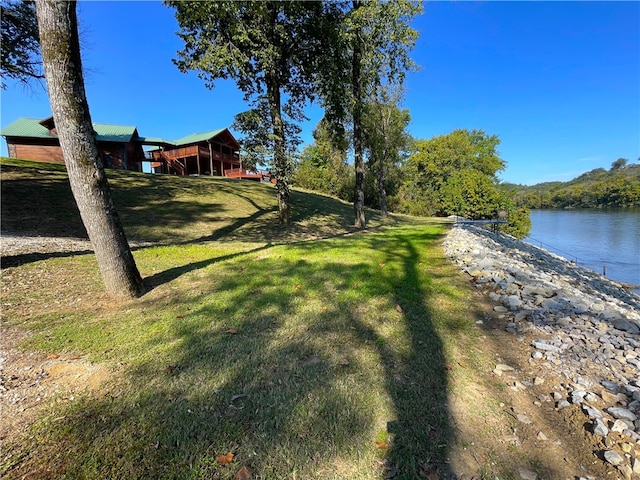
[11,228,459,479]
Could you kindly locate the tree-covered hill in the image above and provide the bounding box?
[504,162,640,209]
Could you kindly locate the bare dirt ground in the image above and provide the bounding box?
[0,234,626,479]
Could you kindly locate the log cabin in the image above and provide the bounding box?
[145,128,242,177]
[2,116,269,181]
[1,117,145,170]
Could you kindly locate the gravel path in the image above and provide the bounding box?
[0,232,155,258]
[444,224,640,478]
[1,232,93,257]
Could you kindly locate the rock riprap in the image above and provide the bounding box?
[444,224,640,479]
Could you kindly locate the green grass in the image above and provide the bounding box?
[1,159,484,479]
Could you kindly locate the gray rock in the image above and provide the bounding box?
[571,390,587,404]
[592,418,609,437]
[613,319,640,334]
[494,363,515,372]
[603,450,624,466]
[516,413,532,424]
[611,419,633,432]
[518,468,537,480]
[601,380,620,393]
[607,407,637,422]
[582,405,602,419]
[443,225,640,466]
[531,340,560,352]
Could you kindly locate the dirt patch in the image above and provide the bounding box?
[0,326,112,447]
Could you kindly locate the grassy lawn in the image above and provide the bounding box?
[1,159,492,479]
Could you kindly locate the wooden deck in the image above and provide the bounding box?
[224,168,273,182]
[151,146,240,176]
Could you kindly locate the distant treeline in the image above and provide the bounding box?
[503,162,640,209]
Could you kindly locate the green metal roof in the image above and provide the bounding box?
[172,128,226,146]
[1,118,235,148]
[93,123,137,142]
[0,117,137,143]
[0,118,53,139]
[135,136,174,146]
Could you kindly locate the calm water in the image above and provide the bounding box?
[526,209,640,287]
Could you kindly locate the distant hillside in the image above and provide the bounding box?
[503,163,640,209]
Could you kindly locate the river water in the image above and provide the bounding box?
[525,209,640,288]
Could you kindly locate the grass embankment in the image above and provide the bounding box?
[1,159,500,479]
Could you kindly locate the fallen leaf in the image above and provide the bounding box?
[339,358,350,366]
[395,305,403,313]
[216,452,234,465]
[353,283,358,289]
[379,263,385,268]
[46,354,60,360]
[294,284,301,290]
[226,328,238,334]
[176,315,184,319]
[375,440,388,450]
[234,465,254,480]
[166,365,177,374]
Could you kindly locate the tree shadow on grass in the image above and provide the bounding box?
[7,227,460,479]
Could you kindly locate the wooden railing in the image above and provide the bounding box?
[171,159,187,176]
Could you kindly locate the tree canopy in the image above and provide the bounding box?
[167,0,323,225]
[395,129,530,238]
[1,0,43,88]
[315,0,422,227]
[362,87,412,216]
[292,118,353,201]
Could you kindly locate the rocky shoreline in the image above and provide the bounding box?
[443,224,640,479]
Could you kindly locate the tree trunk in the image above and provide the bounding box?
[266,3,290,225]
[35,0,144,298]
[267,81,290,225]
[351,0,366,228]
[377,158,388,217]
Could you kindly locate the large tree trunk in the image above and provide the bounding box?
[351,0,366,228]
[35,0,144,298]
[267,80,290,225]
[266,3,290,225]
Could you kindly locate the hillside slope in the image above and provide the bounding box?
[0,158,392,244]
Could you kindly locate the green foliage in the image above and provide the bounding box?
[398,129,504,215]
[395,129,530,238]
[0,0,43,88]
[292,119,354,201]
[362,86,412,215]
[511,163,640,209]
[314,0,422,227]
[611,157,628,171]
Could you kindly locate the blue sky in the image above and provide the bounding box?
[1,1,638,185]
